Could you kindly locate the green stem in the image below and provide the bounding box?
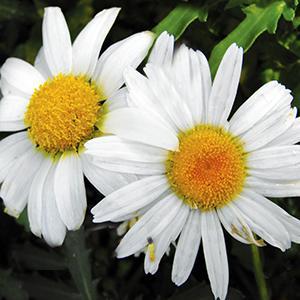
[251,244,269,300]
[64,228,97,300]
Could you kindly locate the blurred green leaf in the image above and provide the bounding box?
[0,0,36,21]
[168,283,244,300]
[0,269,28,300]
[22,274,81,300]
[13,243,66,271]
[153,4,208,40]
[64,228,97,300]
[209,1,286,76]
[16,209,30,232]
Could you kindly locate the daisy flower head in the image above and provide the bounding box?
[0,6,154,246]
[87,32,300,299]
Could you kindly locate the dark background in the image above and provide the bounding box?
[0,0,300,299]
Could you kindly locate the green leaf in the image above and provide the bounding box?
[0,269,28,300]
[209,1,286,76]
[153,5,208,40]
[0,0,36,21]
[64,228,97,300]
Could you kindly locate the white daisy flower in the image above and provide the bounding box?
[87,32,300,299]
[0,6,154,246]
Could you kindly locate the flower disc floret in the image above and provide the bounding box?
[166,125,247,210]
[24,74,101,154]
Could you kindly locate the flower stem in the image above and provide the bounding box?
[64,228,97,300]
[251,244,269,300]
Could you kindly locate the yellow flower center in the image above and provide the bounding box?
[166,125,247,211]
[24,74,103,154]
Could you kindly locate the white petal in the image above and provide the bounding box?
[144,204,189,275]
[144,64,194,131]
[207,44,243,126]
[54,152,86,230]
[28,158,52,237]
[92,175,169,222]
[217,203,262,246]
[148,31,174,66]
[89,157,164,175]
[202,210,229,300]
[104,87,128,111]
[241,106,295,152]
[116,193,182,258]
[248,145,300,169]
[0,132,32,182]
[0,95,28,131]
[34,47,52,79]
[244,189,300,243]
[249,165,300,181]
[172,45,211,124]
[233,191,291,251]
[81,152,138,195]
[72,8,120,77]
[93,31,154,98]
[124,67,177,131]
[42,7,72,75]
[230,82,292,136]
[246,176,300,197]
[101,107,178,150]
[85,135,168,162]
[172,209,202,285]
[42,164,66,246]
[1,148,43,217]
[1,58,44,96]
[268,117,300,146]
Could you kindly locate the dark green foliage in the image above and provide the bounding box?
[1,0,300,299]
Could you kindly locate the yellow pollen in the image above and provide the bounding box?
[166,125,247,211]
[24,74,102,154]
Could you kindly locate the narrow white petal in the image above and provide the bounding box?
[42,7,72,75]
[72,8,120,77]
[248,145,300,169]
[268,117,300,146]
[85,135,168,162]
[116,194,182,258]
[34,47,52,79]
[233,191,291,250]
[172,209,201,286]
[92,175,168,222]
[42,164,66,246]
[89,157,164,175]
[0,95,28,131]
[217,204,262,246]
[144,203,189,275]
[241,106,295,152]
[81,152,138,195]
[172,45,211,125]
[144,64,194,131]
[104,87,128,111]
[93,31,154,98]
[148,31,174,66]
[1,148,43,217]
[0,132,32,182]
[244,189,300,243]
[124,67,177,131]
[54,152,86,230]
[249,165,300,181]
[246,176,300,197]
[202,211,229,300]
[230,82,292,136]
[28,158,52,237]
[101,107,178,150]
[207,44,243,125]
[1,58,44,96]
